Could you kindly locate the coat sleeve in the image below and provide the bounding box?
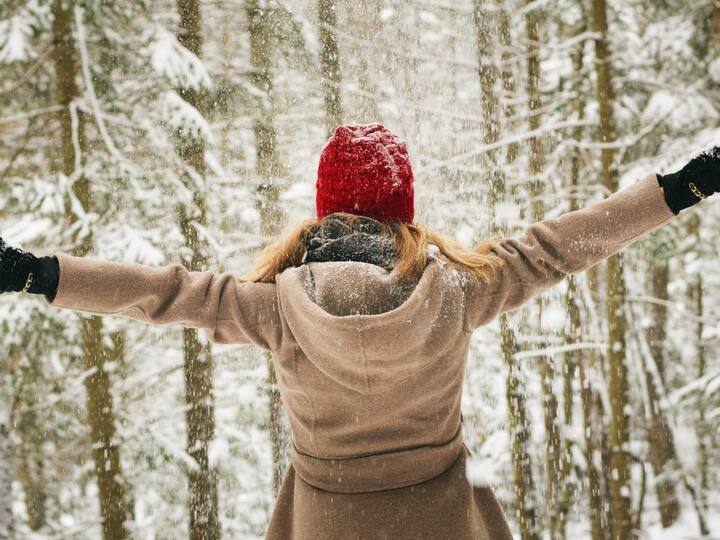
[464,172,677,330]
[42,252,282,350]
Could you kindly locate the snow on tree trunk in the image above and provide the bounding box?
[247,0,290,499]
[565,25,608,540]
[590,0,632,538]
[501,316,542,540]
[687,214,711,536]
[319,0,343,136]
[555,24,587,540]
[643,259,681,527]
[347,0,380,123]
[523,4,565,536]
[475,2,540,538]
[496,2,519,166]
[173,1,221,538]
[52,2,133,539]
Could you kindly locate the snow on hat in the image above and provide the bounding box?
[315,123,415,223]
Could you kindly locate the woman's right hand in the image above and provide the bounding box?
[657,145,720,214]
[0,236,59,297]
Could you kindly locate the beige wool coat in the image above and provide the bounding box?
[43,173,676,539]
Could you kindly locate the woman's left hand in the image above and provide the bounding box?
[0,236,58,296]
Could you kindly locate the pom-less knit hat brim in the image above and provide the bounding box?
[315,123,415,223]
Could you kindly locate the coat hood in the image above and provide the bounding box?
[275,257,468,395]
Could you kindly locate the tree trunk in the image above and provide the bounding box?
[80,317,133,540]
[476,3,540,538]
[590,1,632,537]
[643,259,680,527]
[52,2,132,538]
[686,213,710,536]
[174,2,221,538]
[501,316,541,540]
[496,3,519,166]
[181,329,219,540]
[474,0,499,153]
[567,29,608,540]
[0,394,13,540]
[16,406,47,530]
[524,5,563,536]
[561,273,579,536]
[10,340,46,533]
[525,0,544,217]
[695,281,708,511]
[319,0,343,136]
[350,0,380,123]
[578,348,610,540]
[247,0,289,498]
[555,28,588,539]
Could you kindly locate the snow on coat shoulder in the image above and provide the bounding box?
[275,256,469,395]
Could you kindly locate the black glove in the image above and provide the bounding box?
[0,237,60,301]
[657,146,720,214]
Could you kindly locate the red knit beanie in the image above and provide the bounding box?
[316,123,415,223]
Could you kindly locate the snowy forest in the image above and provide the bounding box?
[1,0,719,539]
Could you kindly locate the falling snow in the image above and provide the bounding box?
[1,1,719,539]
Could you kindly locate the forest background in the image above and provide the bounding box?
[1,0,720,539]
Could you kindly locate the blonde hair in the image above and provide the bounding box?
[237,212,505,285]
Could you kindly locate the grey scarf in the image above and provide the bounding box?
[303,215,399,271]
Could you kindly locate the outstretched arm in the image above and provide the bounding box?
[464,172,677,329]
[0,245,282,349]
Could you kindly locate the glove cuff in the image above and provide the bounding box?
[656,172,710,215]
[27,255,60,300]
